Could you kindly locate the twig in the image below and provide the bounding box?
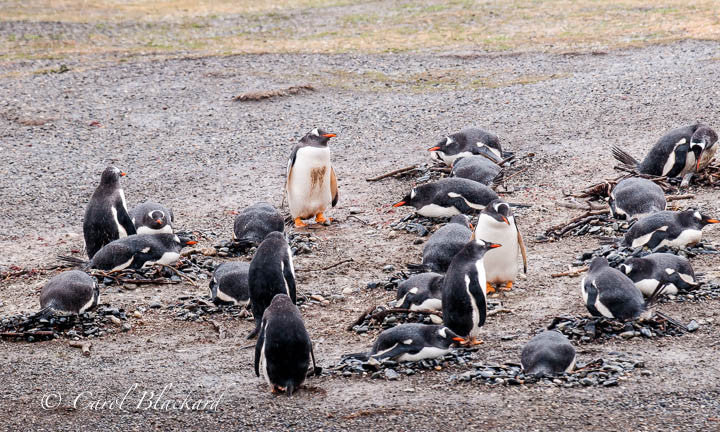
[346,305,380,331]
[207,319,226,339]
[349,307,442,329]
[69,341,91,356]
[157,264,197,287]
[544,209,610,238]
[233,84,314,102]
[347,215,369,225]
[501,166,530,182]
[365,165,418,182]
[430,167,452,173]
[551,267,589,278]
[666,194,695,202]
[487,308,513,317]
[298,258,354,273]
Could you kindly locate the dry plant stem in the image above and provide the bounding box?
[365,165,419,182]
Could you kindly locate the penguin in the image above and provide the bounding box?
[473,199,527,292]
[580,257,646,321]
[393,178,498,217]
[520,331,576,377]
[247,232,296,339]
[395,272,444,311]
[612,124,718,178]
[233,202,284,246]
[76,233,196,271]
[428,127,503,166]
[285,128,339,228]
[129,201,174,235]
[83,166,136,258]
[39,270,99,315]
[421,215,473,273]
[609,177,666,220]
[450,155,502,186]
[696,127,719,171]
[622,210,719,250]
[210,262,250,305]
[618,253,697,297]
[255,294,317,396]
[343,324,463,362]
[441,239,501,345]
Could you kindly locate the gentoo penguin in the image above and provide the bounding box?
[396,272,444,311]
[129,201,174,235]
[233,202,284,246]
[521,331,576,377]
[210,262,250,305]
[618,253,697,297]
[473,199,527,292]
[247,232,296,338]
[83,166,136,258]
[622,210,719,249]
[286,128,339,228]
[255,294,317,396]
[580,257,646,321]
[343,324,462,362]
[609,177,666,220]
[450,155,502,186]
[88,234,196,271]
[442,239,501,345]
[422,215,473,273]
[39,270,99,315]
[612,124,718,177]
[428,127,503,166]
[393,178,498,217]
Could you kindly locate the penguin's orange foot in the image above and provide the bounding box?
[294,218,307,228]
[469,337,483,346]
[502,281,513,291]
[315,213,332,225]
[486,282,496,294]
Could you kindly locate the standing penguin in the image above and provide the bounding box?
[286,128,339,228]
[521,331,576,377]
[255,294,317,396]
[428,127,503,166]
[39,270,99,315]
[343,324,463,362]
[618,253,697,297]
[622,210,719,249]
[609,178,666,220]
[233,202,284,246]
[473,199,527,292]
[450,155,502,186]
[422,215,473,273]
[247,232,296,338]
[393,178,498,217]
[83,166,136,258]
[580,257,646,321]
[442,239,501,345]
[129,201,174,235]
[210,262,251,305]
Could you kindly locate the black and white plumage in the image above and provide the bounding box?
[609,177,666,220]
[521,331,576,377]
[393,178,498,217]
[422,215,473,273]
[343,324,462,362]
[254,294,316,396]
[83,166,136,258]
[129,201,174,235]
[210,262,250,305]
[618,253,697,297]
[428,128,502,166]
[450,155,502,186]
[395,272,444,311]
[247,232,296,339]
[622,210,719,249]
[580,257,646,321]
[39,270,99,315]
[88,233,196,271]
[233,202,284,246]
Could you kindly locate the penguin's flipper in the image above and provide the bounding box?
[371,344,417,362]
[341,352,370,362]
[254,320,266,377]
[116,200,137,236]
[308,342,322,377]
[283,258,297,304]
[330,167,339,207]
[516,220,528,274]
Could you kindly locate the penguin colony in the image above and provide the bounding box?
[28,122,719,396]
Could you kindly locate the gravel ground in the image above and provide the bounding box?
[2,40,720,430]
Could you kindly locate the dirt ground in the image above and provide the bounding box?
[2,39,720,431]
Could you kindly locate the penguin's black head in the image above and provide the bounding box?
[428,134,463,156]
[147,210,168,229]
[448,214,472,229]
[393,187,418,209]
[470,239,502,257]
[100,166,125,186]
[436,326,465,346]
[690,126,718,170]
[302,128,336,146]
[175,235,197,247]
[588,256,609,272]
[617,257,648,278]
[482,199,512,225]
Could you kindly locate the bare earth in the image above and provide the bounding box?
[1,40,720,430]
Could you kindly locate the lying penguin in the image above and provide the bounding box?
[521,331,576,377]
[40,270,99,315]
[395,273,444,311]
[233,202,284,246]
[581,257,647,321]
[422,215,473,273]
[623,210,719,249]
[343,324,462,362]
[618,253,697,297]
[609,177,666,220]
[429,127,503,166]
[210,262,250,305]
[393,178,498,217]
[450,155,502,186]
[129,201,174,235]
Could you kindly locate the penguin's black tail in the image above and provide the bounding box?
[57,255,90,270]
[611,146,638,167]
[406,263,430,272]
[341,352,370,362]
[28,306,57,321]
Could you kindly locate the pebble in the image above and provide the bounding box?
[310,294,325,302]
[384,369,400,380]
[382,265,395,272]
[201,248,217,256]
[121,323,132,332]
[686,320,699,332]
[132,311,143,319]
[108,316,122,326]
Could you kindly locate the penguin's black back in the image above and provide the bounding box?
[210,262,250,304]
[396,272,444,300]
[623,210,700,248]
[90,233,182,270]
[637,124,699,176]
[40,270,98,314]
[413,178,498,213]
[451,156,502,186]
[233,202,285,245]
[609,177,666,219]
[521,331,575,376]
[422,215,472,272]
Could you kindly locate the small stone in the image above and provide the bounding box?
[429,314,443,324]
[342,287,354,295]
[580,378,594,386]
[619,331,635,339]
[384,369,400,381]
[639,328,652,338]
[201,248,217,256]
[382,265,395,273]
[459,371,475,382]
[121,323,132,332]
[602,379,618,387]
[149,302,162,309]
[132,311,143,319]
[349,207,363,214]
[310,294,325,302]
[686,320,699,332]
[108,316,122,326]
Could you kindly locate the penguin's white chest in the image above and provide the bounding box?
[474,216,519,283]
[287,147,332,219]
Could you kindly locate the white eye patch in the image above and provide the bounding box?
[311,128,320,136]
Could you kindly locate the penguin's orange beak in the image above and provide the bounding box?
[186,240,197,245]
[322,133,336,138]
[707,219,720,224]
[393,201,406,207]
[489,243,502,248]
[428,146,441,151]
[120,172,126,176]
[155,219,163,224]
[502,216,510,225]
[451,337,465,342]
[469,223,474,231]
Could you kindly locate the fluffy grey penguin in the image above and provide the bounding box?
[210,262,250,305]
[233,202,284,246]
[393,178,498,217]
[612,124,718,178]
[580,257,646,321]
[255,294,318,396]
[422,215,473,273]
[343,324,463,362]
[521,331,576,377]
[609,177,666,220]
[618,253,697,297]
[622,210,719,249]
[442,239,501,345]
[450,155,502,186]
[285,128,339,228]
[473,199,527,292]
[83,166,136,258]
[428,127,503,166]
[129,201,174,235]
[39,270,99,315]
[247,232,296,339]
[396,272,444,311]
